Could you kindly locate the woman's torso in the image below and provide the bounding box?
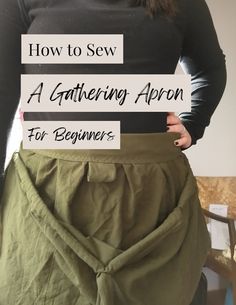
[23,0,186,132]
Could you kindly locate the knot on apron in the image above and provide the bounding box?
[87,162,117,183]
[96,271,117,305]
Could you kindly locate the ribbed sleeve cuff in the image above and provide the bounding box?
[180,119,206,146]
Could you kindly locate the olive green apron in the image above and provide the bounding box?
[0,133,210,305]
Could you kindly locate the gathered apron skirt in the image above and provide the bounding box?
[0,133,210,305]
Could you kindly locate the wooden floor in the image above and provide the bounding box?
[207,289,226,305]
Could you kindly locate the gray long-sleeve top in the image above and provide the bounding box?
[0,0,226,184]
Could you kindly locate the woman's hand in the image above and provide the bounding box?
[167,112,192,149]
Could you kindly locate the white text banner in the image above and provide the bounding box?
[22,121,120,149]
[21,74,191,112]
[21,34,123,64]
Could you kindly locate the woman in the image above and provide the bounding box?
[0,0,226,304]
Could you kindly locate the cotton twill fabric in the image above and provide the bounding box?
[0,133,210,305]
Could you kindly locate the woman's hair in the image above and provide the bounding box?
[129,0,177,17]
